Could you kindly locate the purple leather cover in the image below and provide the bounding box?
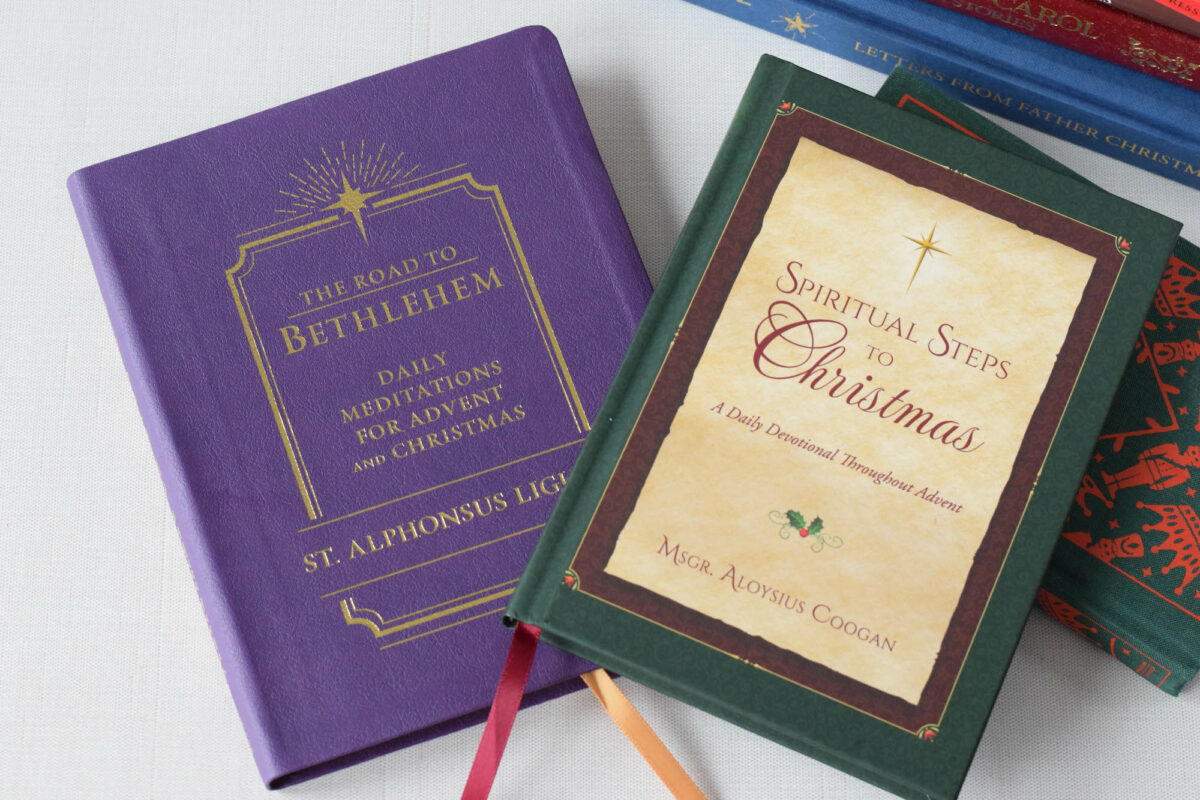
[67,26,650,788]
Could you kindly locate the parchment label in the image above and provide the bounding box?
[604,139,1094,703]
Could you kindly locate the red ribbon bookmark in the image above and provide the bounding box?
[461,621,542,800]
[463,623,708,800]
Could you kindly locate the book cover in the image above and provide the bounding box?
[875,68,1200,694]
[507,55,1180,800]
[67,26,651,787]
[679,0,1200,190]
[1097,0,1200,38]
[917,0,1200,90]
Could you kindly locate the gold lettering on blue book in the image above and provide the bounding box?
[852,40,1200,186]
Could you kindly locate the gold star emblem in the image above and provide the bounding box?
[777,12,817,38]
[903,225,949,292]
[324,174,382,243]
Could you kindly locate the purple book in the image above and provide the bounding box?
[68,27,649,787]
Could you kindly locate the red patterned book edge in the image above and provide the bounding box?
[1036,588,1173,687]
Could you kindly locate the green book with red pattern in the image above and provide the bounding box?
[877,66,1200,694]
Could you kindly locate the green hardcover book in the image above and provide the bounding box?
[876,67,1200,695]
[506,56,1180,800]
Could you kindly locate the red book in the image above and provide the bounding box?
[1097,0,1200,39]
[918,0,1200,91]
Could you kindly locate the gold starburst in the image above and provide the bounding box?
[275,140,419,219]
[903,225,949,292]
[324,174,382,243]
[776,12,817,39]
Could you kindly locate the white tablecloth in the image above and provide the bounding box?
[2,2,1197,798]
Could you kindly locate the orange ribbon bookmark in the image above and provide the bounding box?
[581,668,708,800]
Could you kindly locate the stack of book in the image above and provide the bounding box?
[924,0,1200,90]
[68,16,1197,800]
[685,0,1200,697]
[683,0,1200,189]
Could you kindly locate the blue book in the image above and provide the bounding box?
[681,0,1200,190]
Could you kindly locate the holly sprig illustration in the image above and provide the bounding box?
[769,509,843,553]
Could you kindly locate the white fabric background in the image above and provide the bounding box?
[2,1,1198,798]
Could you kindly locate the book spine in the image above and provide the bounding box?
[917,0,1200,91]
[1097,0,1200,38]
[681,0,1200,190]
[1040,558,1199,694]
[67,172,284,780]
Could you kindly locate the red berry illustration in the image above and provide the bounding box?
[770,510,841,551]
